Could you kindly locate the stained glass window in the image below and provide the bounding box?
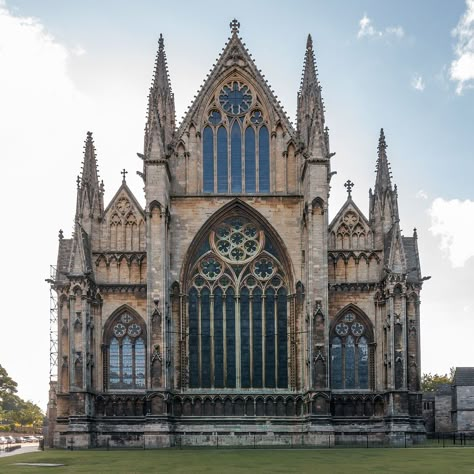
[231,121,242,193]
[187,215,288,390]
[203,126,214,193]
[245,127,256,192]
[330,310,372,390]
[106,311,147,390]
[259,126,270,192]
[202,81,271,194]
[217,126,228,193]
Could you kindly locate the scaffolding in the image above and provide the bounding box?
[46,265,58,382]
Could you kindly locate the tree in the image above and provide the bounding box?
[0,364,44,429]
[0,364,17,398]
[421,369,454,392]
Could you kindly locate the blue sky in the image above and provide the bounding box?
[1,0,473,409]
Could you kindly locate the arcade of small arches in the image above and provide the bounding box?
[93,393,387,419]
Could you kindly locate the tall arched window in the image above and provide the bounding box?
[186,214,289,389]
[202,81,271,194]
[104,310,146,390]
[330,309,373,390]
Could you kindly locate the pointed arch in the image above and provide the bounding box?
[181,199,294,391]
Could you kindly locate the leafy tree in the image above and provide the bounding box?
[0,364,18,397]
[0,364,44,428]
[421,369,454,392]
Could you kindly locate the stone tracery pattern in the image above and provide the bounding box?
[187,215,288,390]
[202,80,270,194]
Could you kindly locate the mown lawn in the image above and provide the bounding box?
[1,447,473,473]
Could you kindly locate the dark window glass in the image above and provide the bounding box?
[203,126,214,192]
[358,336,369,389]
[217,126,228,193]
[109,338,120,387]
[201,288,211,388]
[345,335,356,389]
[252,287,263,388]
[265,287,276,388]
[240,287,250,388]
[331,336,343,389]
[135,337,146,388]
[122,336,133,387]
[277,288,288,388]
[189,288,199,388]
[214,287,224,388]
[231,121,242,193]
[259,125,270,192]
[245,127,256,193]
[226,288,236,388]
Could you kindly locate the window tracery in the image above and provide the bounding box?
[187,215,288,389]
[203,80,270,194]
[104,310,146,390]
[330,309,373,390]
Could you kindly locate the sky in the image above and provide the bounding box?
[0,0,473,410]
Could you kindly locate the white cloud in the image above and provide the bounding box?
[450,0,474,94]
[416,189,428,200]
[429,198,474,267]
[411,74,425,91]
[357,14,405,39]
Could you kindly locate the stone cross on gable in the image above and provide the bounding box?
[344,179,354,198]
[121,168,128,183]
[230,19,240,35]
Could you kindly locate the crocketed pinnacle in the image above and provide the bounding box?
[375,128,392,192]
[299,34,320,95]
[80,131,100,190]
[151,34,173,97]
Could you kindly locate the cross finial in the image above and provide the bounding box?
[121,168,128,182]
[230,18,240,35]
[344,179,354,198]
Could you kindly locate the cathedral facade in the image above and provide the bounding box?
[50,20,425,448]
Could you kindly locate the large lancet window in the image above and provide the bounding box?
[104,311,146,390]
[187,214,289,389]
[202,80,270,194]
[330,310,373,390]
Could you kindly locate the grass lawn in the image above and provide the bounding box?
[1,447,473,473]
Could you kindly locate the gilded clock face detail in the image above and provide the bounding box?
[117,198,131,214]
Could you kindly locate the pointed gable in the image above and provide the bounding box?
[103,179,145,252]
[329,197,372,251]
[175,20,296,143]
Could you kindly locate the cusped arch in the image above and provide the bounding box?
[180,198,295,290]
[331,304,374,341]
[103,304,147,340]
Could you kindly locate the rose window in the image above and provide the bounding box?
[335,323,349,336]
[121,313,133,324]
[113,323,126,337]
[213,220,262,264]
[127,323,142,337]
[254,258,275,279]
[201,258,222,279]
[219,81,252,115]
[351,322,364,337]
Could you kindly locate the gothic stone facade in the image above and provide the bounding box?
[50,22,425,448]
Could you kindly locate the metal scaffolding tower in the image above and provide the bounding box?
[46,265,58,382]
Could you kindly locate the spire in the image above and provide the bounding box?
[297,34,328,160]
[80,131,100,190]
[75,131,104,231]
[370,128,399,237]
[375,128,392,192]
[145,34,176,161]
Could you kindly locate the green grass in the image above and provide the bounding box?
[1,447,474,473]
